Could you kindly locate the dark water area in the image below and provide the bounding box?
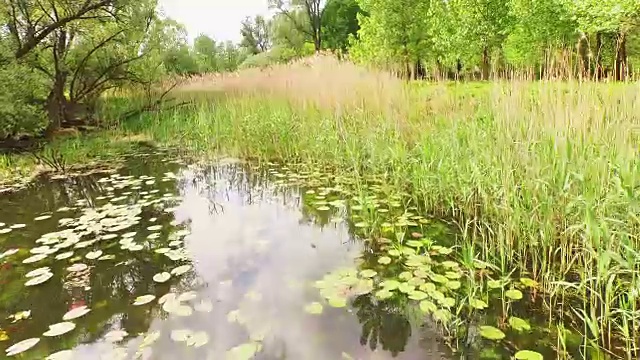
[0,152,455,359]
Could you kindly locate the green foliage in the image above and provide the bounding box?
[0,60,47,138]
[322,0,362,52]
[240,15,271,54]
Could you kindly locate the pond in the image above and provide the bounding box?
[0,152,457,360]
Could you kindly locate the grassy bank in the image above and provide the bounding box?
[2,57,639,356]
[128,57,640,356]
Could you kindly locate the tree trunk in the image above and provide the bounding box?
[45,74,68,136]
[595,32,603,80]
[614,32,627,81]
[577,34,590,80]
[481,47,490,80]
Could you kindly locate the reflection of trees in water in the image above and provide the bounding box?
[352,294,412,357]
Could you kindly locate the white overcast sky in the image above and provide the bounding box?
[158,0,274,44]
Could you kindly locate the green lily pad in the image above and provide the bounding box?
[380,279,400,290]
[328,297,347,308]
[359,269,377,278]
[508,316,531,332]
[440,260,459,268]
[406,240,423,248]
[398,282,415,293]
[487,279,502,289]
[479,325,505,340]
[514,350,543,360]
[226,342,262,360]
[375,289,393,300]
[43,322,76,337]
[133,295,156,306]
[520,278,538,288]
[34,215,52,221]
[388,249,401,257]
[445,280,461,290]
[407,290,428,300]
[469,298,488,310]
[430,273,448,283]
[67,263,88,272]
[440,297,456,308]
[378,256,391,265]
[304,302,323,314]
[419,300,437,313]
[398,271,412,281]
[505,289,523,300]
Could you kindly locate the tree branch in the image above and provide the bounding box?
[14,0,113,59]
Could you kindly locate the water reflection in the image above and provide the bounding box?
[0,154,450,359]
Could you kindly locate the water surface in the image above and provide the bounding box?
[0,153,451,359]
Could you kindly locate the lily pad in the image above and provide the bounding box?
[10,224,26,229]
[67,263,88,272]
[85,250,103,260]
[178,291,197,302]
[43,322,76,337]
[479,325,505,340]
[0,228,12,234]
[26,267,51,278]
[508,316,531,332]
[378,256,391,265]
[226,342,262,360]
[380,279,400,290]
[6,337,40,356]
[505,289,523,301]
[328,297,347,308]
[104,330,128,343]
[62,306,91,321]
[147,225,162,231]
[153,272,171,283]
[375,289,393,300]
[520,278,538,288]
[408,291,428,300]
[469,298,488,310]
[25,272,53,286]
[46,349,74,360]
[23,254,47,264]
[304,302,323,315]
[55,252,74,260]
[359,269,377,278]
[514,350,543,360]
[35,215,52,221]
[133,295,156,306]
[171,265,191,276]
[419,300,438,313]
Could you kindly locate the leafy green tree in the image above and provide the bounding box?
[240,15,271,55]
[322,0,362,52]
[270,0,326,51]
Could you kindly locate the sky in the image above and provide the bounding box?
[158,0,274,44]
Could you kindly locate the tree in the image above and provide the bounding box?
[350,0,432,79]
[240,15,271,54]
[0,0,191,138]
[270,0,325,52]
[322,0,362,52]
[193,34,221,72]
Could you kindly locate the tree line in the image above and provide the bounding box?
[1,0,638,141]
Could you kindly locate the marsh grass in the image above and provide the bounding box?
[125,56,640,356]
